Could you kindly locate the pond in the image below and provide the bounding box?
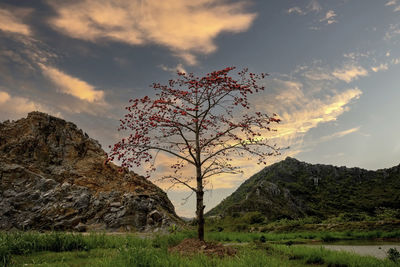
[304,241,400,259]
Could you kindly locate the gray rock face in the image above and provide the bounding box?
[0,112,181,231]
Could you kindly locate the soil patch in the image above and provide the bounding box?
[169,238,237,258]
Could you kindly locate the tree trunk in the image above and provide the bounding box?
[196,166,205,241]
[196,190,205,241]
[194,103,204,241]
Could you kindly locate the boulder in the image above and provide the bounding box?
[0,112,181,231]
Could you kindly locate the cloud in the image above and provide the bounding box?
[0,23,111,117]
[287,7,304,15]
[287,1,338,29]
[303,66,335,81]
[385,24,400,40]
[39,64,105,103]
[371,63,389,72]
[268,87,362,141]
[300,62,369,83]
[47,0,256,65]
[343,52,371,60]
[332,65,368,83]
[386,0,397,6]
[385,0,400,11]
[0,8,31,36]
[287,0,321,16]
[320,10,337,24]
[160,63,187,74]
[318,127,360,143]
[0,91,60,121]
[0,91,10,103]
[307,0,322,13]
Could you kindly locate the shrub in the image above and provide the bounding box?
[234,224,248,232]
[249,212,265,224]
[376,207,400,220]
[0,240,11,267]
[305,255,324,265]
[387,247,400,262]
[321,233,338,242]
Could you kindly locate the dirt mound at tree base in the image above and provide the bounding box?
[169,238,237,258]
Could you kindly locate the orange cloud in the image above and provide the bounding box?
[371,63,389,72]
[270,87,362,139]
[39,64,104,103]
[332,65,368,83]
[300,62,369,83]
[0,8,31,36]
[47,0,256,65]
[0,91,11,103]
[0,91,60,120]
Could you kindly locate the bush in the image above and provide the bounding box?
[387,248,400,262]
[0,240,11,267]
[249,212,265,224]
[337,212,371,222]
[305,255,324,264]
[232,212,241,218]
[321,233,338,242]
[376,207,400,220]
[233,224,248,232]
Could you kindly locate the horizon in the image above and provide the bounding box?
[1,0,399,217]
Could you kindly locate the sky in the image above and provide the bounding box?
[0,0,400,217]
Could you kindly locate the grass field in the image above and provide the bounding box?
[1,230,399,266]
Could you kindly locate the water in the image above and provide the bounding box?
[305,241,400,259]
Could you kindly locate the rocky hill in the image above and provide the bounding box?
[207,157,400,220]
[0,112,181,231]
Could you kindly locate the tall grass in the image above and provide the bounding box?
[0,231,89,265]
[102,246,288,267]
[271,244,400,267]
[4,230,400,266]
[0,231,195,266]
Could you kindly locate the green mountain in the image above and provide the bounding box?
[206,157,400,220]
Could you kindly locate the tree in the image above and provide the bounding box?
[108,67,281,241]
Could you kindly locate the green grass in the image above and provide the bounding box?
[206,214,400,233]
[2,230,399,266]
[269,244,399,267]
[12,249,117,267]
[12,247,301,267]
[100,245,294,267]
[206,229,400,244]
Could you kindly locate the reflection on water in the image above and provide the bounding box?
[305,242,400,259]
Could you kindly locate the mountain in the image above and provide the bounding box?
[207,157,400,220]
[0,112,181,231]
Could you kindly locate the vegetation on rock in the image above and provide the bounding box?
[207,157,400,222]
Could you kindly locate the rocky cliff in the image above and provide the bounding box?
[0,112,181,231]
[207,157,400,220]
